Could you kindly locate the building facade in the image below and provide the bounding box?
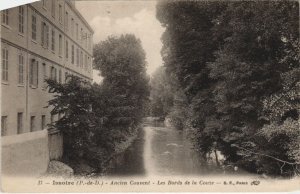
[1,0,93,137]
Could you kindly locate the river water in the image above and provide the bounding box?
[106,121,223,177]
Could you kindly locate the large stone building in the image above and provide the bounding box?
[1,0,93,175]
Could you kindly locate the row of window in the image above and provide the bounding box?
[1,113,60,136]
[37,17,91,70]
[43,0,91,46]
[42,0,56,20]
[3,51,87,86]
[2,47,91,84]
[41,0,92,49]
[2,4,92,55]
[3,7,26,35]
[2,50,26,84]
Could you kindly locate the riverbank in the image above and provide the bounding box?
[104,127,145,176]
[60,127,141,176]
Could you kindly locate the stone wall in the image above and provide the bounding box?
[1,130,50,176]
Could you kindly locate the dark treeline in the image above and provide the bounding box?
[47,34,150,174]
[155,1,299,176]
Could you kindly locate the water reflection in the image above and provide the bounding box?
[106,128,146,176]
[106,121,220,177]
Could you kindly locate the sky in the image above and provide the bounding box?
[76,0,165,83]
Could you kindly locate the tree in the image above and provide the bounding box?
[46,34,150,172]
[208,1,299,175]
[156,0,299,175]
[93,34,150,131]
[239,35,300,177]
[149,66,174,118]
[156,0,225,155]
[46,75,124,172]
[47,76,96,159]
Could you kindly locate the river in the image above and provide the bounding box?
[106,121,224,177]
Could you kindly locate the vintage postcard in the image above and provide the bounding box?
[1,0,300,192]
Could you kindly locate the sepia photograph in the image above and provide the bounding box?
[0,0,299,192]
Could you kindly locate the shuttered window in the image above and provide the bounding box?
[51,66,57,81]
[42,0,46,8]
[65,40,69,59]
[41,22,49,48]
[76,23,78,40]
[51,0,55,18]
[17,113,23,134]
[46,25,49,48]
[18,7,24,34]
[30,59,39,87]
[1,116,8,136]
[84,54,87,70]
[80,51,83,68]
[41,115,46,130]
[59,4,62,23]
[2,48,8,82]
[71,18,74,36]
[30,116,36,132]
[59,69,62,83]
[59,34,62,56]
[65,12,68,31]
[32,14,37,40]
[2,10,9,25]
[71,45,74,64]
[76,48,79,66]
[41,22,44,46]
[51,29,55,51]
[42,63,47,89]
[18,54,24,84]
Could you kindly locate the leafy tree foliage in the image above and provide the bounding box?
[47,34,150,171]
[157,0,226,157]
[156,0,299,176]
[93,34,150,130]
[149,65,192,129]
[149,66,174,118]
[47,76,97,158]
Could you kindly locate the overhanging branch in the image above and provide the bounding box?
[232,144,300,165]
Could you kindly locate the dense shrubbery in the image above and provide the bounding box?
[156,1,299,176]
[47,34,149,172]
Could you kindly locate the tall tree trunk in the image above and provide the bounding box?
[214,149,220,166]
